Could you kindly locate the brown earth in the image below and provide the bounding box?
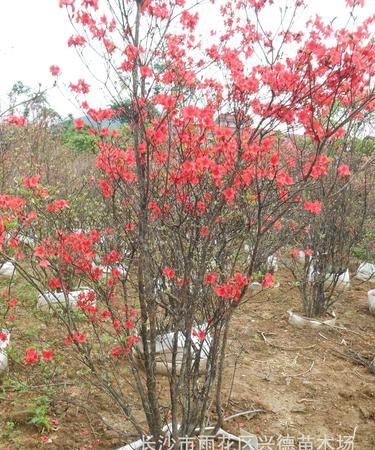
[0,270,374,449]
[223,270,375,449]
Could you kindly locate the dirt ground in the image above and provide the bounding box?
[223,270,375,449]
[0,269,374,449]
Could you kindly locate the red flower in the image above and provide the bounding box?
[40,435,51,444]
[98,179,113,197]
[70,78,90,93]
[113,319,121,329]
[68,35,86,47]
[23,348,39,365]
[140,65,153,78]
[192,329,206,341]
[49,65,61,76]
[303,201,322,215]
[124,222,136,231]
[39,259,50,268]
[262,272,274,289]
[100,310,111,320]
[8,298,17,308]
[111,346,122,358]
[291,249,301,258]
[163,267,175,279]
[223,187,236,203]
[127,335,139,346]
[72,332,86,343]
[200,226,209,237]
[0,331,7,341]
[49,277,62,289]
[59,0,74,8]
[234,273,249,287]
[204,272,218,284]
[5,115,26,126]
[27,211,38,221]
[46,199,69,212]
[23,175,40,189]
[74,118,85,129]
[8,238,19,248]
[41,349,54,362]
[34,246,46,258]
[124,320,134,330]
[338,164,351,177]
[214,283,233,300]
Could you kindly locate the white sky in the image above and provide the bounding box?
[0,0,372,118]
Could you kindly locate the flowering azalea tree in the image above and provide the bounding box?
[288,141,374,317]
[1,0,374,445]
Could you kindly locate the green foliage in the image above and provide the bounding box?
[5,344,22,365]
[352,245,367,260]
[351,226,375,262]
[251,271,263,282]
[352,244,375,263]
[2,377,29,394]
[352,137,375,156]
[28,395,51,430]
[59,119,98,153]
[0,420,17,441]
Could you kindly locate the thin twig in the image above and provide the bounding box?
[257,331,317,351]
[224,409,266,422]
[328,324,366,340]
[284,361,315,378]
[297,398,316,403]
[331,349,375,373]
[3,381,76,392]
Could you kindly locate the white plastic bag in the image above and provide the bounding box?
[0,261,16,277]
[136,325,212,357]
[135,324,212,375]
[324,269,350,290]
[287,309,336,328]
[368,289,375,315]
[356,263,375,282]
[0,329,10,373]
[37,288,94,308]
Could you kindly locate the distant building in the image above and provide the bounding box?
[217,113,236,128]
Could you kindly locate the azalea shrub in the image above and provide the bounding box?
[0,0,374,445]
[288,147,373,317]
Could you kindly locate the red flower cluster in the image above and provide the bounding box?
[50,65,61,76]
[68,35,86,47]
[304,201,323,215]
[214,273,249,301]
[4,115,26,126]
[23,176,40,190]
[23,348,54,365]
[70,79,90,94]
[46,199,69,212]
[163,267,175,279]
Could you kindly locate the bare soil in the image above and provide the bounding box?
[223,270,375,449]
[0,270,374,449]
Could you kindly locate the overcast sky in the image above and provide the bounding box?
[0,0,372,118]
